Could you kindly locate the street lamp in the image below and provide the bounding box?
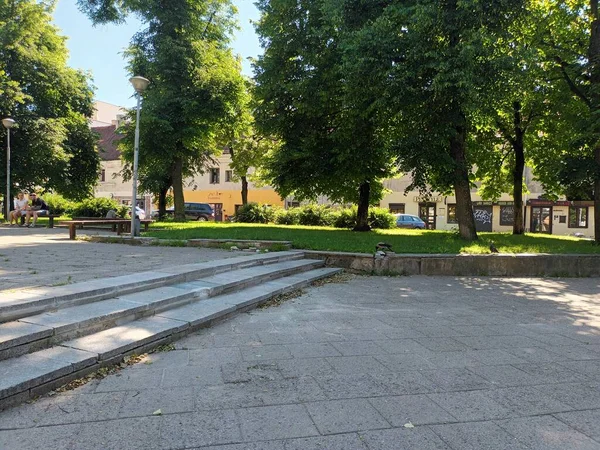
[129,76,150,237]
[2,118,16,223]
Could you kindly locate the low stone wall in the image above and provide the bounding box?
[303,251,600,277]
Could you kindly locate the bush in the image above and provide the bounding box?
[69,197,122,218]
[296,204,334,226]
[368,207,396,229]
[332,206,357,229]
[234,202,275,223]
[43,193,75,215]
[274,208,300,225]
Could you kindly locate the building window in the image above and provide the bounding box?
[287,201,300,208]
[447,204,457,224]
[388,203,405,214]
[210,168,220,184]
[499,205,514,226]
[569,206,588,228]
[100,169,106,182]
[225,170,233,182]
[234,204,243,214]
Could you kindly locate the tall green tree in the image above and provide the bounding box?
[0,0,99,203]
[254,0,397,231]
[78,0,247,220]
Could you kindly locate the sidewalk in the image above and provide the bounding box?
[0,272,599,449]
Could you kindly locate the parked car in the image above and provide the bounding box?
[395,214,426,229]
[166,202,214,221]
[128,206,146,220]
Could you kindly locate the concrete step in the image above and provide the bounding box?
[0,267,342,409]
[0,251,303,323]
[0,259,324,361]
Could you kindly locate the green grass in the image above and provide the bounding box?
[144,222,600,254]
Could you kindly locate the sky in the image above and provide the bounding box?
[52,0,262,108]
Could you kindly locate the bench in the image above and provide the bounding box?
[19,214,60,228]
[60,219,154,240]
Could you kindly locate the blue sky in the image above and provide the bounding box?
[52,0,261,108]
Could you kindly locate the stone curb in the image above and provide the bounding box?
[84,235,292,250]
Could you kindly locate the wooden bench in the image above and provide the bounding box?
[20,214,60,228]
[60,219,154,240]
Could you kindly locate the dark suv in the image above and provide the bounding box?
[166,202,214,221]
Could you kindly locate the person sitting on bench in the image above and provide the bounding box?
[24,192,49,228]
[9,192,28,226]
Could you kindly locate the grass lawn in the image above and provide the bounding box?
[143,222,600,254]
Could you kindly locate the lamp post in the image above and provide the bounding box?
[129,76,150,237]
[2,118,16,222]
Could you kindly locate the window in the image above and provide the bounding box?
[569,206,588,228]
[287,201,300,208]
[210,168,220,184]
[388,203,405,214]
[100,169,106,182]
[499,205,514,226]
[225,170,233,182]
[447,204,457,224]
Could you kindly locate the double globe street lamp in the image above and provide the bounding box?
[2,118,16,222]
[129,76,150,237]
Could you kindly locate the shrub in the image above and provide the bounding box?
[234,202,275,223]
[275,208,300,225]
[296,204,334,226]
[332,206,357,229]
[368,207,396,229]
[43,193,75,215]
[70,197,121,218]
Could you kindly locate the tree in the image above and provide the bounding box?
[78,0,247,220]
[254,0,397,231]
[0,0,99,202]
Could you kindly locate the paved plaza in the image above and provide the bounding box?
[1,228,600,449]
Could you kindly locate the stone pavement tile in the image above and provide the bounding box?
[547,344,600,361]
[555,409,600,441]
[482,386,573,416]
[368,394,456,426]
[512,362,590,384]
[299,329,346,343]
[284,433,368,450]
[495,415,600,450]
[237,404,319,441]
[375,354,435,372]
[330,340,389,356]
[453,335,542,350]
[426,391,512,421]
[285,342,342,358]
[162,365,223,388]
[0,423,81,450]
[94,368,164,393]
[174,333,214,350]
[277,358,336,379]
[449,325,516,337]
[240,345,293,362]
[463,349,528,366]
[214,333,261,347]
[194,384,265,410]
[159,410,241,449]
[375,339,432,355]
[188,347,242,366]
[503,346,565,363]
[340,328,391,341]
[468,364,538,387]
[422,352,481,369]
[317,374,391,399]
[130,350,189,369]
[257,331,305,345]
[77,416,162,450]
[413,326,466,338]
[118,387,194,417]
[415,338,470,352]
[241,377,327,406]
[558,359,600,380]
[196,441,285,450]
[533,382,600,409]
[430,421,529,450]
[528,333,588,348]
[371,372,438,396]
[422,368,491,392]
[306,399,390,434]
[328,356,392,375]
[359,426,452,450]
[380,328,427,340]
[221,361,283,383]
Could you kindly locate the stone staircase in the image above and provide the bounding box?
[0,251,341,409]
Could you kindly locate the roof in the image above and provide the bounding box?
[93,125,123,161]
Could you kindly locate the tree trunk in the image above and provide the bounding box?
[450,125,478,240]
[171,156,185,221]
[353,181,371,232]
[595,145,600,244]
[241,175,248,205]
[512,101,525,235]
[158,186,168,220]
[590,0,600,243]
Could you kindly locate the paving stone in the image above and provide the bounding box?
[277,358,336,379]
[238,404,319,441]
[317,374,391,399]
[375,339,432,355]
[214,333,262,346]
[369,394,456,426]
[430,421,529,450]
[511,362,590,384]
[130,350,189,370]
[328,356,392,375]
[306,398,390,434]
[341,329,392,341]
[468,364,538,387]
[118,387,194,417]
[284,433,368,450]
[221,361,283,383]
[533,382,600,409]
[371,372,438,396]
[547,344,600,361]
[329,341,389,356]
[454,335,542,350]
[256,331,305,345]
[503,346,566,363]
[188,347,242,366]
[496,415,600,450]
[558,359,600,379]
[76,416,162,450]
[0,423,81,450]
[240,345,293,362]
[422,368,491,392]
[285,342,342,358]
[159,410,241,449]
[426,391,512,421]
[360,427,452,450]
[162,365,223,388]
[415,338,470,352]
[422,352,481,369]
[482,386,573,416]
[198,442,285,450]
[555,409,600,441]
[95,368,164,393]
[463,349,528,365]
